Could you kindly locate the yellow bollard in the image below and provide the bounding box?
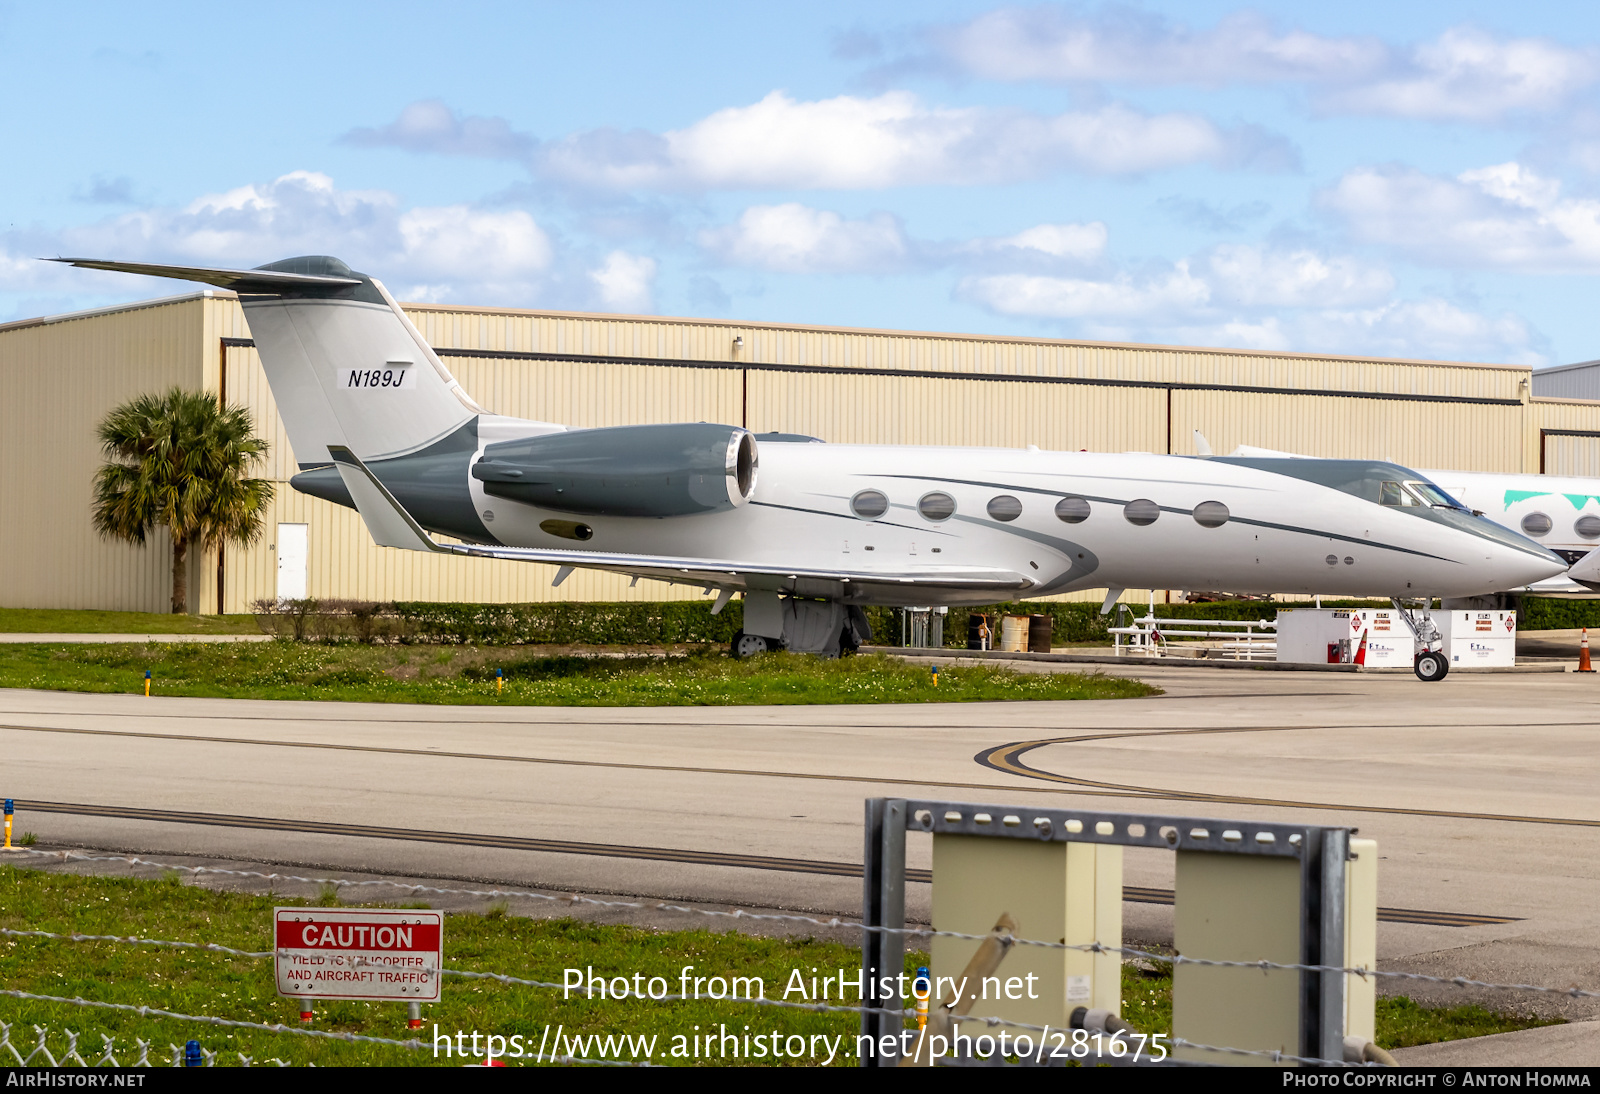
[496,668,503,695]
[914,965,929,1030]
[3,800,12,850]
[144,670,151,697]
[930,665,939,687]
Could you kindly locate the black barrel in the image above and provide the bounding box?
[1027,614,1053,653]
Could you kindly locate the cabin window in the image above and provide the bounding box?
[986,495,1023,522]
[1124,499,1160,526]
[1055,496,1091,523]
[1577,515,1600,539]
[1521,512,1553,537]
[1192,500,1229,528]
[850,489,888,519]
[918,492,956,522]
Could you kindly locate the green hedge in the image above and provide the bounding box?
[252,595,1597,646]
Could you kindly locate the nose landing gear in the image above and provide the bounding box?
[1391,597,1450,682]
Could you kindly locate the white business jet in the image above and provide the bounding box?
[53,256,1566,678]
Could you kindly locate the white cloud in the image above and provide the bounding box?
[1204,244,1393,308]
[960,244,1391,319]
[2,171,555,304]
[956,241,1539,363]
[539,91,1292,189]
[962,264,1211,319]
[699,204,909,273]
[1324,28,1596,122]
[931,9,1385,85]
[970,222,1108,261]
[923,12,1596,123]
[340,99,535,159]
[1322,162,1600,272]
[588,251,657,312]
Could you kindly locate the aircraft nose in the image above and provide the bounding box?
[1489,535,1568,588]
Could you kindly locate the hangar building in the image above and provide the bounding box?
[4,288,1600,614]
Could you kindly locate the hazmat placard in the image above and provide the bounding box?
[274,907,442,1001]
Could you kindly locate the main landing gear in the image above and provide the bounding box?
[1392,598,1450,682]
[730,631,781,658]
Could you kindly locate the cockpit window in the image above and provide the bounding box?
[1379,481,1416,506]
[1407,481,1464,509]
[1379,479,1465,510]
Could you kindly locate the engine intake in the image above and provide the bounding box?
[472,423,757,517]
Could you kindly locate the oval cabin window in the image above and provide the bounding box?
[1124,499,1160,526]
[1521,512,1553,537]
[850,490,889,519]
[987,495,1023,522]
[1055,497,1090,523]
[918,492,956,522]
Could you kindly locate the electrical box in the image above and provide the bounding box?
[1173,837,1378,1065]
[1441,610,1516,669]
[930,834,1121,1033]
[1276,609,1414,666]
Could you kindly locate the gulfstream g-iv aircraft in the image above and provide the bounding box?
[53,256,1566,677]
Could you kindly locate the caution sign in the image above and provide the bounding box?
[274,908,442,1002]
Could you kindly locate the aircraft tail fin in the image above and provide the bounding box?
[49,256,482,469]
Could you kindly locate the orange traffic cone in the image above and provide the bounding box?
[1581,628,1595,673]
[1353,630,1368,667]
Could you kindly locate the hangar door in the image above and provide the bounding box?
[1543,432,1600,477]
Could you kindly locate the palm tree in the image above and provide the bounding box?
[92,388,275,613]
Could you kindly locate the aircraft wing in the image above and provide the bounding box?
[328,446,1035,595]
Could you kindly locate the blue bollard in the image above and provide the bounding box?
[184,1039,202,1067]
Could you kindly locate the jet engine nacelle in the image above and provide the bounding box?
[472,422,758,517]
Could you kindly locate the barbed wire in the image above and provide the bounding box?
[0,989,646,1066]
[9,848,1597,1005]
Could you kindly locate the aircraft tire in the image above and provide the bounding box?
[730,631,778,658]
[1413,651,1448,682]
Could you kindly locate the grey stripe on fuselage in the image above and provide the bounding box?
[874,472,1458,564]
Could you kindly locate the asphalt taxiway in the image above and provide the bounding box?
[3,664,1598,1021]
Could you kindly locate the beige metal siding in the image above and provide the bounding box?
[1172,390,1525,471]
[0,298,208,612]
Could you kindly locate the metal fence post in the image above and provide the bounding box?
[1317,827,1348,1063]
[1298,825,1347,1063]
[860,797,906,1067]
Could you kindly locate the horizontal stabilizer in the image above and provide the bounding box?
[45,257,360,294]
[328,446,449,554]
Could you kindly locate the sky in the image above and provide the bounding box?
[4,1,1600,367]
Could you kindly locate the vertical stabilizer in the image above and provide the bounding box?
[49,255,483,468]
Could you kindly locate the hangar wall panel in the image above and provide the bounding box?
[0,298,208,612]
[1530,399,1600,475]
[745,370,1167,452]
[1171,390,1525,471]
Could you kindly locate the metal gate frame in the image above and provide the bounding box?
[860,797,1350,1066]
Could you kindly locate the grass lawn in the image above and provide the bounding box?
[0,608,260,634]
[0,644,1156,705]
[0,867,1555,1067]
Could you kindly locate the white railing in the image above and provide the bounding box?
[1110,611,1277,660]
